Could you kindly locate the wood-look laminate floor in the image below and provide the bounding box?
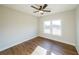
[0,37,78,55]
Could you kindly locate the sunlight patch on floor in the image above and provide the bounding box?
[31,46,55,55]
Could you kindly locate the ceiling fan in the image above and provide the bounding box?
[31,4,51,15]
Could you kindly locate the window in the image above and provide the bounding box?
[43,20,62,36]
[44,21,51,34]
[52,20,61,36]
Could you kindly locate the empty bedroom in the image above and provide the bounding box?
[0,4,79,55]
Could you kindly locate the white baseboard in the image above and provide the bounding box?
[0,35,37,52]
[76,47,79,54]
[39,35,75,46]
[0,35,76,52]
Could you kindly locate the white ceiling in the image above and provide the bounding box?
[2,4,78,17]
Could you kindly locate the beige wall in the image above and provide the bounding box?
[38,10,76,46]
[0,6,3,43]
[0,6,38,51]
[76,6,79,54]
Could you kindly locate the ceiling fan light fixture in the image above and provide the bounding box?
[39,11,44,15]
[39,11,43,13]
